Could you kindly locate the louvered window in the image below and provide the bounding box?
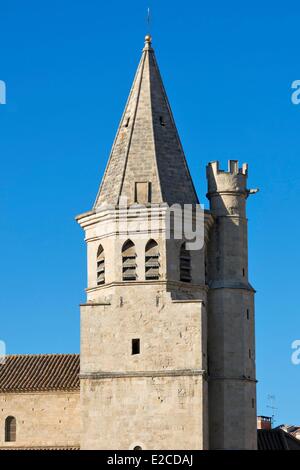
[180,242,191,283]
[122,240,137,281]
[145,240,160,280]
[97,245,105,285]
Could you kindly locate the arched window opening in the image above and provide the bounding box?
[122,240,137,281]
[145,240,160,281]
[5,416,16,442]
[97,245,105,285]
[133,446,143,450]
[180,242,191,283]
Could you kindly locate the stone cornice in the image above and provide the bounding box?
[207,375,258,383]
[206,190,247,199]
[75,209,96,221]
[209,375,257,383]
[80,302,111,307]
[80,369,206,380]
[76,205,171,230]
[85,280,208,293]
[76,205,214,243]
[208,281,256,293]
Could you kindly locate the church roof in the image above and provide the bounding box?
[94,35,198,208]
[0,354,79,393]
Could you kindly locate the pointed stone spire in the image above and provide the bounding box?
[94,35,198,208]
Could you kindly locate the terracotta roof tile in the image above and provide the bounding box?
[0,354,79,392]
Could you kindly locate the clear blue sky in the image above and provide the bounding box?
[1,0,300,426]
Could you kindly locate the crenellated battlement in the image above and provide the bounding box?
[206,160,249,196]
[207,160,248,177]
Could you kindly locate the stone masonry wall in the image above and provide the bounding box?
[0,391,80,449]
[80,375,206,450]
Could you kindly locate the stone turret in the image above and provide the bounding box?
[206,160,258,450]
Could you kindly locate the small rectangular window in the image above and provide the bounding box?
[249,349,251,358]
[132,338,140,355]
[247,309,250,320]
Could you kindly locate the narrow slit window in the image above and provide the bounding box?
[247,309,250,320]
[125,117,130,128]
[132,338,140,355]
[249,349,251,359]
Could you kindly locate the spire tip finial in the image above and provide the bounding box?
[145,34,152,44]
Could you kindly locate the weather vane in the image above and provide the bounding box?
[147,7,151,35]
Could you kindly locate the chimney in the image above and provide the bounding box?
[257,416,272,430]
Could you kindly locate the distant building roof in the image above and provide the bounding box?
[0,354,79,392]
[277,424,300,435]
[258,429,300,450]
[290,429,300,439]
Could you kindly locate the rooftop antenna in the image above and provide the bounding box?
[267,394,278,427]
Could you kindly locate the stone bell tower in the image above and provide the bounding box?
[76,35,258,450]
[76,35,210,450]
[206,160,257,450]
